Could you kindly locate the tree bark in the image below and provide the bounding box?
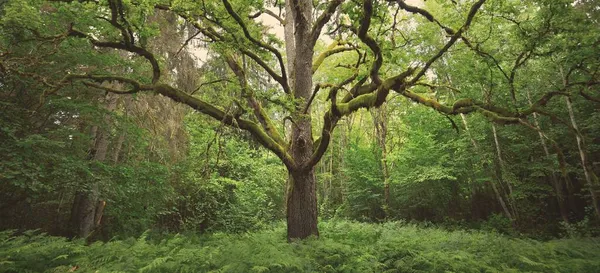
[565,96,600,219]
[111,133,126,163]
[285,0,318,240]
[371,106,390,217]
[287,170,319,240]
[71,92,117,238]
[491,124,518,220]
[526,91,570,223]
[458,112,513,220]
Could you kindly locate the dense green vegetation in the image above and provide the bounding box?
[2,221,600,273]
[1,0,599,271]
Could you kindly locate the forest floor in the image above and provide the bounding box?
[1,221,599,273]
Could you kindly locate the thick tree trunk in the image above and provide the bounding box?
[287,169,319,240]
[284,0,318,241]
[287,99,317,240]
[284,0,296,86]
[72,183,100,238]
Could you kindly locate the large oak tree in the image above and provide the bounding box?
[11,0,598,240]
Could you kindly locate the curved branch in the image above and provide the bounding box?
[305,68,414,169]
[355,0,383,85]
[304,72,358,114]
[409,0,486,85]
[580,88,600,103]
[396,85,570,127]
[51,72,294,167]
[225,55,287,146]
[415,82,462,94]
[249,9,285,25]
[155,84,294,168]
[312,41,356,73]
[70,74,154,93]
[221,0,288,91]
[311,0,345,46]
[393,0,455,35]
[68,28,161,84]
[240,48,291,93]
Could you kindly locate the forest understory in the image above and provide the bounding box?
[2,221,600,273]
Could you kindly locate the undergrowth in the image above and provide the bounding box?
[1,221,599,273]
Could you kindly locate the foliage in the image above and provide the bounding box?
[341,141,385,221]
[1,0,600,252]
[153,114,286,234]
[2,221,600,273]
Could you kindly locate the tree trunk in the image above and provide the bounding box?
[565,96,600,219]
[489,179,514,221]
[284,0,318,240]
[71,92,117,238]
[340,119,349,204]
[372,106,390,217]
[111,133,126,163]
[287,169,319,240]
[454,92,513,220]
[458,112,513,220]
[526,91,570,223]
[491,124,518,220]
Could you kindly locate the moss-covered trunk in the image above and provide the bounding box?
[284,0,318,240]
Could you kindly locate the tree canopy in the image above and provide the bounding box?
[1,0,599,242]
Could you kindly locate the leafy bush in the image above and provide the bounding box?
[2,221,599,273]
[481,213,515,235]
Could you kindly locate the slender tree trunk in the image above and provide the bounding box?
[558,67,600,219]
[453,91,513,220]
[526,91,569,223]
[491,124,518,220]
[459,113,478,150]
[489,180,513,220]
[372,106,390,217]
[111,133,126,163]
[340,119,348,204]
[111,96,133,164]
[327,140,333,209]
[458,113,513,220]
[565,96,600,219]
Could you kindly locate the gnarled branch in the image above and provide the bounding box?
[310,0,345,46]
[68,28,161,84]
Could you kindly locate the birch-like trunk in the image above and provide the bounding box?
[565,96,600,219]
[526,91,570,223]
[454,94,513,220]
[491,124,518,220]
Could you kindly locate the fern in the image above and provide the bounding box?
[1,222,599,273]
